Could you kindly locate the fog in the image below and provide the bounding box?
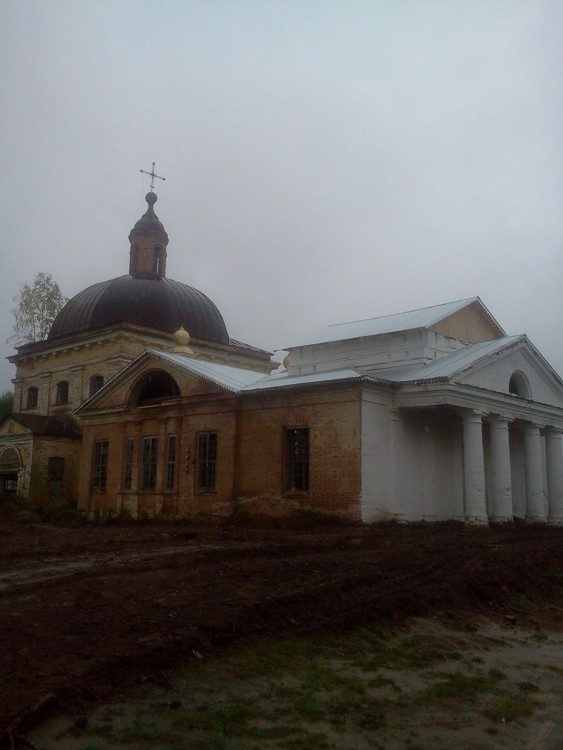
[1,0,561,391]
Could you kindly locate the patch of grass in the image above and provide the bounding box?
[281,732,331,749]
[367,674,402,692]
[247,724,300,740]
[189,636,325,683]
[174,696,259,736]
[518,594,532,613]
[483,696,535,722]
[542,567,563,586]
[289,689,326,721]
[302,662,366,695]
[419,668,506,702]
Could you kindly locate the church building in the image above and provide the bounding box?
[0,189,270,504]
[2,186,563,524]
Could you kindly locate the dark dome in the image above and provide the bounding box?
[48,275,229,344]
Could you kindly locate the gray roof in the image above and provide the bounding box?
[151,352,268,393]
[150,336,525,393]
[286,297,505,348]
[1,413,82,438]
[368,336,524,384]
[79,333,556,413]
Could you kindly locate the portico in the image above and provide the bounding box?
[393,380,563,525]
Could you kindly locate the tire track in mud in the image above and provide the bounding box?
[1,524,562,743]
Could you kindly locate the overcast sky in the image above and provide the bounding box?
[1,0,562,392]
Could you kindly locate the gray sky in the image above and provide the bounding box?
[1,0,562,392]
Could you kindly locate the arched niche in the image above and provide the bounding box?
[509,370,531,399]
[130,369,180,407]
[0,447,21,493]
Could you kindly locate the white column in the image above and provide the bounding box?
[524,423,545,522]
[489,416,513,522]
[545,428,563,525]
[462,411,488,524]
[389,408,405,522]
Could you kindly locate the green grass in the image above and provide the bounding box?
[483,696,535,722]
[419,668,507,702]
[54,617,554,750]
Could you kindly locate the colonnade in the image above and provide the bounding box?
[461,411,563,525]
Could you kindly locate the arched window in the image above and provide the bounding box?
[55,380,69,405]
[131,370,180,407]
[89,374,104,397]
[0,447,21,493]
[26,387,38,409]
[508,371,530,399]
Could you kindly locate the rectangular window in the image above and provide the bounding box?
[166,435,177,490]
[26,387,38,409]
[196,432,217,492]
[141,436,158,490]
[286,428,309,492]
[92,440,109,490]
[48,456,65,493]
[48,456,65,481]
[56,381,69,405]
[123,438,134,490]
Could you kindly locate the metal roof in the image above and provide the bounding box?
[366,336,524,384]
[148,352,363,393]
[1,413,82,438]
[152,337,526,393]
[151,351,268,392]
[79,332,560,412]
[286,297,504,348]
[242,368,361,391]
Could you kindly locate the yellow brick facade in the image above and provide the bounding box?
[77,366,363,520]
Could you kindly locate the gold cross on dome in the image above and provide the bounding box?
[140,162,166,191]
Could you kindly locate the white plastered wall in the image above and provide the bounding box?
[360,390,393,522]
[360,389,465,523]
[398,411,464,522]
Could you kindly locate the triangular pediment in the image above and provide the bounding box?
[0,416,32,437]
[0,413,81,438]
[77,349,266,413]
[453,337,563,407]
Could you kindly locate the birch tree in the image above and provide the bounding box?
[8,272,67,345]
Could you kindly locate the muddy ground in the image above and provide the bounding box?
[1,519,562,747]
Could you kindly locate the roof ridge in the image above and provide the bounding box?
[326,297,478,330]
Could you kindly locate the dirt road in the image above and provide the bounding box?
[1,519,562,745]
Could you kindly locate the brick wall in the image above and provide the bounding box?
[237,383,362,518]
[78,380,363,520]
